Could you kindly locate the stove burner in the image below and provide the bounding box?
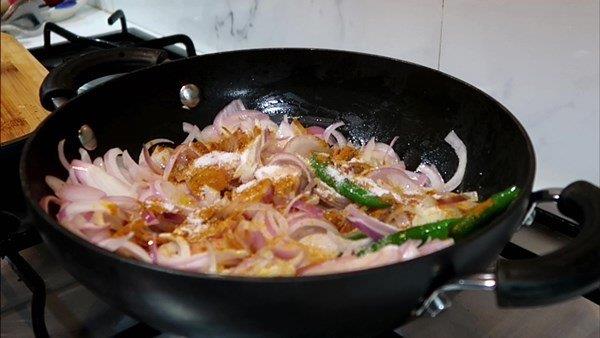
[29,9,195,70]
[43,10,196,57]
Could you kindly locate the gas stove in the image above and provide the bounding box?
[1,10,598,338]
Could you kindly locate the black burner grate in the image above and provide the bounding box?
[28,10,195,70]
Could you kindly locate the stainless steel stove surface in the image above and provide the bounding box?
[1,10,598,338]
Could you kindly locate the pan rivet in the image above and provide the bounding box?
[78,124,97,151]
[180,84,200,109]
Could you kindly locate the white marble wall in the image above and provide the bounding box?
[441,0,599,189]
[91,0,443,68]
[92,0,599,189]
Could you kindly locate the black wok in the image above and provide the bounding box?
[18,48,599,337]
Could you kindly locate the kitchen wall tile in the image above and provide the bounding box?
[440,0,600,188]
[105,0,443,69]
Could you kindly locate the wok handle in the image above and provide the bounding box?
[39,47,169,111]
[496,181,600,306]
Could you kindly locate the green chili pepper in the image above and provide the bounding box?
[345,232,368,240]
[310,155,390,209]
[362,185,521,254]
[450,185,521,239]
[360,218,461,255]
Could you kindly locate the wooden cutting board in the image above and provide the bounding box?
[1,32,49,144]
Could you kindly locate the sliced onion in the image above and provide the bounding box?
[267,152,312,189]
[57,184,106,202]
[85,229,112,244]
[157,247,247,272]
[213,99,246,132]
[306,126,325,137]
[417,164,445,191]
[58,139,70,170]
[77,220,110,231]
[257,210,288,237]
[405,170,428,186]
[234,133,265,182]
[182,122,202,144]
[360,137,401,165]
[443,130,467,191]
[276,115,295,140]
[247,229,267,251]
[58,200,112,221]
[162,148,180,180]
[45,175,66,194]
[149,237,159,263]
[290,200,323,218]
[372,142,401,165]
[40,195,61,213]
[199,125,220,143]
[286,211,310,224]
[71,160,136,198]
[93,157,104,168]
[390,162,407,171]
[162,144,202,180]
[143,145,163,174]
[220,110,272,133]
[288,217,339,239]
[143,210,159,225]
[122,150,159,182]
[283,193,308,215]
[158,253,210,271]
[104,196,140,211]
[154,181,197,212]
[272,242,302,260]
[299,233,341,254]
[462,191,479,201]
[119,241,152,263]
[97,233,134,252]
[79,148,91,163]
[361,137,375,161]
[158,234,191,258]
[345,204,398,240]
[104,148,131,184]
[283,135,329,158]
[313,180,350,208]
[264,211,279,237]
[271,210,289,234]
[300,241,420,276]
[97,234,152,263]
[144,138,174,149]
[323,122,347,148]
[418,238,454,256]
[383,136,399,164]
[328,233,372,254]
[367,167,422,194]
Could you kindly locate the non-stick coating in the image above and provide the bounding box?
[22,49,534,337]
